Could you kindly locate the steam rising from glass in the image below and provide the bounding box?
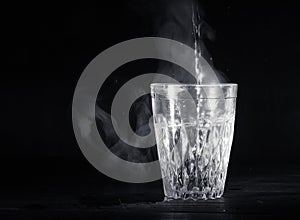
[89,0,238,187]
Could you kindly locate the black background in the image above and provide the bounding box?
[2,0,300,218]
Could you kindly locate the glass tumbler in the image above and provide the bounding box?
[151,83,237,200]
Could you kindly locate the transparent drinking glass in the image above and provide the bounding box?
[151,83,238,200]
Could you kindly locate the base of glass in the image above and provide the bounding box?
[163,189,224,201]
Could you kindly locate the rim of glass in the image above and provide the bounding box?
[150,83,238,99]
[150,83,237,88]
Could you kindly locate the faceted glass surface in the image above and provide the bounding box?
[151,84,237,200]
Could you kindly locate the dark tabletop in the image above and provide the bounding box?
[1,158,300,219]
